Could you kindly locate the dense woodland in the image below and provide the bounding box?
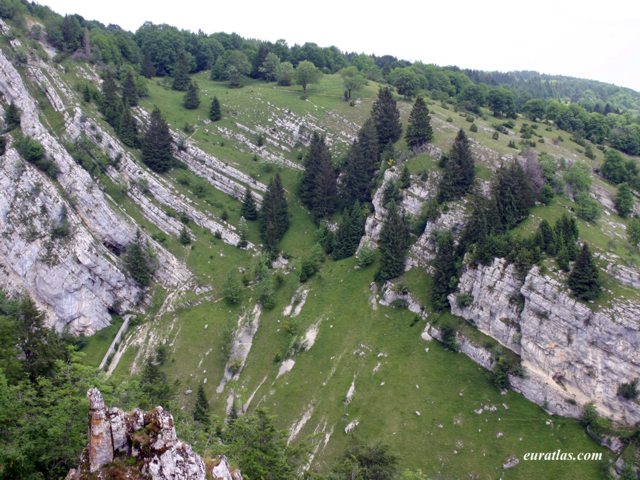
[0,0,639,479]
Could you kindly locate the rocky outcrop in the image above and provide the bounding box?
[67,388,243,480]
[449,259,640,424]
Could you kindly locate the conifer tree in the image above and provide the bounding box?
[375,203,410,282]
[568,243,601,301]
[172,52,191,91]
[340,118,379,205]
[125,231,153,286]
[399,164,411,189]
[122,71,138,107]
[193,383,210,425]
[536,219,557,255]
[141,107,174,173]
[405,96,433,148]
[241,187,258,221]
[99,72,122,128]
[209,96,222,121]
[142,52,156,78]
[493,161,534,230]
[4,101,20,131]
[260,174,289,252]
[183,81,200,109]
[372,87,401,151]
[312,156,337,219]
[299,132,336,219]
[431,230,458,312]
[117,102,139,148]
[179,226,191,245]
[615,183,634,218]
[437,129,475,203]
[332,202,366,260]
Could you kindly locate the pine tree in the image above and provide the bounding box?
[172,52,191,91]
[260,174,289,252]
[142,52,156,78]
[536,219,557,255]
[183,81,200,109]
[375,203,410,282]
[117,102,139,148]
[179,226,191,245]
[193,383,210,425]
[340,118,379,205]
[141,107,174,173]
[241,187,258,221]
[209,96,222,121]
[493,161,534,230]
[125,231,153,286]
[299,133,336,219]
[4,101,20,131]
[399,164,411,189]
[431,230,458,312]
[405,96,433,148]
[568,243,601,301]
[372,87,401,151]
[122,71,138,107]
[332,202,366,260]
[437,129,475,203]
[99,72,122,128]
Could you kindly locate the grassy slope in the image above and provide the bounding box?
[69,72,640,477]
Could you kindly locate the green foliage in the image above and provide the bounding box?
[340,118,379,205]
[172,51,192,91]
[493,161,534,230]
[439,324,457,352]
[628,217,640,248]
[125,231,156,287]
[141,107,174,173]
[260,174,289,252]
[372,87,401,150]
[299,244,325,282]
[209,96,222,121]
[563,162,592,194]
[615,183,634,217]
[241,187,258,221]
[179,226,191,245]
[223,410,305,480]
[295,60,322,93]
[600,149,629,184]
[316,221,335,254]
[223,271,242,305]
[122,71,138,107]
[329,442,398,480]
[183,80,200,109]
[4,101,20,131]
[0,135,5,156]
[580,403,607,436]
[431,230,458,311]
[275,61,295,86]
[192,383,210,425]
[389,67,420,98]
[356,242,376,268]
[339,66,366,100]
[140,346,174,408]
[375,203,410,282]
[568,243,601,301]
[492,349,522,390]
[298,132,337,219]
[488,87,516,118]
[437,129,475,202]
[51,205,70,239]
[538,184,555,204]
[259,52,281,82]
[617,379,638,400]
[15,134,58,178]
[455,292,474,308]
[574,192,601,222]
[405,96,433,148]
[333,202,366,260]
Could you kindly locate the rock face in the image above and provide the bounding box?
[67,388,243,480]
[450,259,640,425]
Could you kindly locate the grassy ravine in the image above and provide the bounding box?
[71,72,640,478]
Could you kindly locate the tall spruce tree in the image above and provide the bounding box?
[437,129,475,202]
[431,230,458,312]
[125,231,153,286]
[142,52,156,78]
[172,52,191,91]
[493,161,534,231]
[568,243,601,301]
[340,118,379,205]
[141,107,174,173]
[193,383,210,425]
[241,187,258,220]
[299,132,336,219]
[375,203,410,282]
[332,202,366,260]
[372,87,401,151]
[117,102,139,148]
[183,81,200,109]
[260,174,289,252]
[4,101,20,131]
[99,72,122,128]
[405,96,433,148]
[122,71,138,107]
[209,96,222,121]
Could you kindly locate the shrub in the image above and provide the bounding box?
[455,292,474,308]
[618,379,638,400]
[574,192,601,222]
[440,325,457,351]
[469,123,478,133]
[15,134,58,178]
[356,243,376,268]
[492,131,499,140]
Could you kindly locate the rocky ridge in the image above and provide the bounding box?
[66,388,242,480]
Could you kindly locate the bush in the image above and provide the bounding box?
[492,131,499,140]
[455,292,473,308]
[469,123,478,133]
[538,184,555,205]
[440,325,457,351]
[356,243,376,268]
[574,192,601,222]
[15,134,58,178]
[618,379,638,400]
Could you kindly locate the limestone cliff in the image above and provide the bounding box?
[66,388,243,480]
[449,258,640,425]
